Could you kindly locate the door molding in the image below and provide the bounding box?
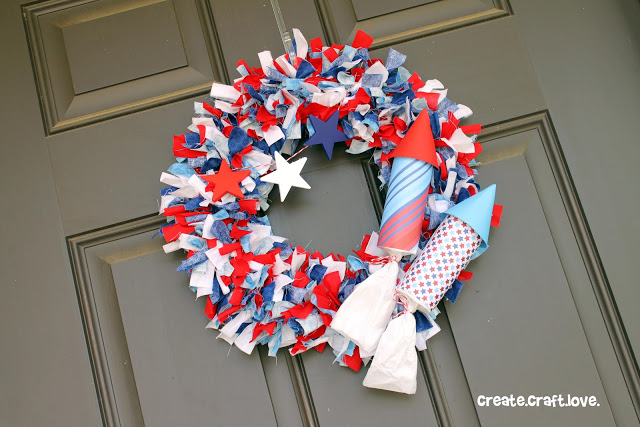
[22,0,228,135]
[313,0,512,48]
[68,214,162,426]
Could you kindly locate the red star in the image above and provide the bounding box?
[200,160,251,202]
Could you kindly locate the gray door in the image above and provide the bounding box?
[2,0,639,426]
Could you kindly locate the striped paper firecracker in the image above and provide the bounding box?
[396,184,497,313]
[330,109,439,357]
[377,110,438,255]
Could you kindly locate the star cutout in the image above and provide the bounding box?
[261,151,310,202]
[200,159,250,202]
[304,111,349,159]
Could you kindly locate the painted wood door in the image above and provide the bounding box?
[2,0,639,426]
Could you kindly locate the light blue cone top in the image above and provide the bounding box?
[444,184,496,258]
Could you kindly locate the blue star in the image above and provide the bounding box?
[304,111,349,159]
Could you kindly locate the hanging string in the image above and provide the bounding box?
[270,0,297,64]
[368,255,399,265]
[392,291,411,317]
[235,145,310,173]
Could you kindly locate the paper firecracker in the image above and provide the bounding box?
[332,110,439,357]
[396,184,496,312]
[378,110,438,254]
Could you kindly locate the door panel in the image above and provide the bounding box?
[509,4,640,419]
[23,0,223,134]
[72,221,288,426]
[112,252,278,427]
[372,18,545,127]
[453,125,612,425]
[3,0,639,425]
[301,350,439,427]
[322,0,510,49]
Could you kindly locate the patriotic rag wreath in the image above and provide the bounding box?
[159,29,502,394]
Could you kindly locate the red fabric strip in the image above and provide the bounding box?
[491,205,504,227]
[458,270,473,281]
[282,301,314,321]
[219,242,242,255]
[162,223,195,242]
[173,135,205,158]
[203,102,222,117]
[343,346,362,372]
[351,30,373,49]
[217,305,242,323]
[228,286,244,306]
[238,199,259,215]
[204,298,216,320]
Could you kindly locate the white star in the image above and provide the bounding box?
[261,151,310,202]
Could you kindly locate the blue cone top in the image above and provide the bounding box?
[444,184,496,258]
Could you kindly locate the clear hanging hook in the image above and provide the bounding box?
[269,0,297,64]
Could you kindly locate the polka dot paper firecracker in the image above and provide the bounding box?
[398,216,482,311]
[397,184,496,314]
